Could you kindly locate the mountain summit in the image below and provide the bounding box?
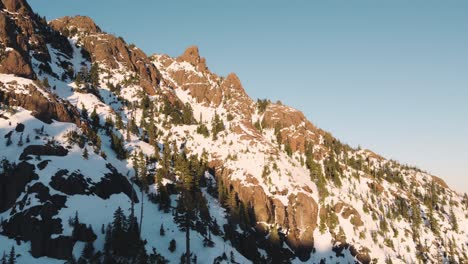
[0,2,467,264]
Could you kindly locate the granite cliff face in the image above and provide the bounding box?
[0,1,467,263]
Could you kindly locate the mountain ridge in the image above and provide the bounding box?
[0,1,467,263]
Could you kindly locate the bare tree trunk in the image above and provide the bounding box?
[186,213,190,264]
[139,189,144,236]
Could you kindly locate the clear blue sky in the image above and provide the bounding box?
[29,0,468,193]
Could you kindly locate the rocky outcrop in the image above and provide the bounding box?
[214,166,318,259]
[262,103,321,153]
[20,144,69,160]
[0,85,82,125]
[93,164,139,202]
[1,0,32,14]
[0,161,38,213]
[0,12,34,78]
[177,46,208,73]
[49,15,101,34]
[49,165,139,203]
[0,0,73,78]
[50,16,161,95]
[2,182,72,260]
[334,202,364,227]
[50,169,91,195]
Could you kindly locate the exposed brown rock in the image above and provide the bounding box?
[49,15,101,34]
[1,0,32,14]
[431,175,449,189]
[177,45,208,72]
[213,164,318,254]
[50,16,161,95]
[286,192,318,249]
[0,84,82,125]
[0,49,34,77]
[261,103,321,153]
[0,12,35,78]
[334,202,364,227]
[368,181,384,195]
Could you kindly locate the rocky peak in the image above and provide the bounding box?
[50,15,102,34]
[177,45,208,72]
[1,0,32,14]
[223,73,243,91]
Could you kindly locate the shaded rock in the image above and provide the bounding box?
[14,122,24,132]
[92,163,139,203]
[214,166,318,258]
[20,144,68,160]
[36,160,50,170]
[2,182,70,259]
[50,169,91,195]
[0,161,38,212]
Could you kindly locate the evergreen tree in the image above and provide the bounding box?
[211,112,225,140]
[449,206,458,233]
[90,63,100,88]
[17,133,23,147]
[104,116,114,130]
[160,224,165,236]
[82,147,89,160]
[168,239,176,252]
[269,225,281,247]
[81,104,88,119]
[5,136,12,146]
[82,241,95,259]
[42,78,50,89]
[7,247,15,264]
[111,207,127,251]
[115,114,124,130]
[284,140,292,157]
[90,108,100,128]
[1,252,6,264]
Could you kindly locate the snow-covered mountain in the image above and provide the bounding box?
[0,0,467,263]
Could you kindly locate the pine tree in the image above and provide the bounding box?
[104,116,114,130]
[90,108,100,128]
[81,104,88,119]
[82,147,89,160]
[115,114,124,130]
[7,247,15,264]
[17,133,23,147]
[5,136,12,146]
[111,207,127,254]
[1,252,6,264]
[160,224,165,236]
[449,206,458,232]
[42,77,50,89]
[284,140,292,157]
[168,239,176,252]
[82,241,95,259]
[269,225,281,247]
[90,63,100,88]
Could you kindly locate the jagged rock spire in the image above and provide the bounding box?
[177,45,208,72]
